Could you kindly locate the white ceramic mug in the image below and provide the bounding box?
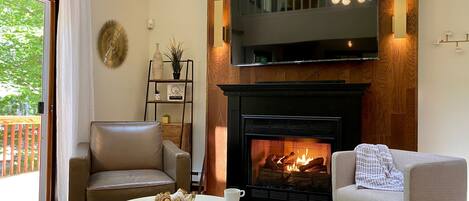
[224,188,245,201]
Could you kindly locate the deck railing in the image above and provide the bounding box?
[0,116,41,177]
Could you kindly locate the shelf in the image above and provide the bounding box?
[151,60,193,63]
[149,79,193,83]
[145,59,194,123]
[147,100,193,104]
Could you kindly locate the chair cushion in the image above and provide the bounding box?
[90,122,163,172]
[87,169,175,201]
[335,185,403,201]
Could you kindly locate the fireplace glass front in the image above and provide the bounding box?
[249,138,332,193]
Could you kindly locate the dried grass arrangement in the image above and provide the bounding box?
[154,189,195,201]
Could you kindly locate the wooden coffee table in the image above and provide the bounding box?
[129,194,224,201]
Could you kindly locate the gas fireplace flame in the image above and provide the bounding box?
[286,149,315,172]
[263,148,326,173]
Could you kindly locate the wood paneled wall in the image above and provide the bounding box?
[206,0,418,196]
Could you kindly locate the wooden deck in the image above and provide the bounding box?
[1,116,41,177]
[0,171,39,201]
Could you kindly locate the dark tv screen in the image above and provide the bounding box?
[231,0,379,66]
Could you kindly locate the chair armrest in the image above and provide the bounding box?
[69,143,90,201]
[403,156,467,201]
[163,140,191,191]
[332,151,356,199]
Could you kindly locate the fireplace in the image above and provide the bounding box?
[244,115,338,200]
[219,82,369,201]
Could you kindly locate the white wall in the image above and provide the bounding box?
[92,0,150,121]
[147,0,207,174]
[419,0,469,190]
[91,0,207,174]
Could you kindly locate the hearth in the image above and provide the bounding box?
[219,82,369,201]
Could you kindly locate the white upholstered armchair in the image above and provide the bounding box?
[332,149,467,201]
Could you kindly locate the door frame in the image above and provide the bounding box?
[41,0,58,201]
[38,1,51,201]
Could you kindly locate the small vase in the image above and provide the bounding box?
[173,72,181,80]
[152,43,164,80]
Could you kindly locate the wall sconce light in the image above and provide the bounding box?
[433,31,469,53]
[393,0,407,38]
[214,0,224,47]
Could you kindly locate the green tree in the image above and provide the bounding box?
[0,0,44,115]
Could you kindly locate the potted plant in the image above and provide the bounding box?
[164,38,184,80]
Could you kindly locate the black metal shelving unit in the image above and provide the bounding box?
[144,60,204,192]
[144,60,194,148]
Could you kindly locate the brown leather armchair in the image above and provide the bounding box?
[69,122,191,201]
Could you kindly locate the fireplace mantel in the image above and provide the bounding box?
[219,82,370,95]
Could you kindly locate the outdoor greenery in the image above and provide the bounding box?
[0,0,44,115]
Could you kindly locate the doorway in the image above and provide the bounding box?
[0,0,50,201]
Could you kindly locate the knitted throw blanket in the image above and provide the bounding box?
[354,144,404,192]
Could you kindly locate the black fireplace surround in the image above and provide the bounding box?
[219,82,369,201]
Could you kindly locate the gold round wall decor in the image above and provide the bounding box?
[98,20,128,68]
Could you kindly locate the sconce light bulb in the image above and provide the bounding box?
[348,40,353,48]
[445,31,453,36]
[342,0,351,5]
[357,0,366,3]
[331,0,341,4]
[455,47,464,53]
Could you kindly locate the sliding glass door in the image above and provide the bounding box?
[0,0,50,200]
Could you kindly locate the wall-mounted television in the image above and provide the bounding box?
[230,0,379,66]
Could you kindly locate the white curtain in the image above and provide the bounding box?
[56,0,94,200]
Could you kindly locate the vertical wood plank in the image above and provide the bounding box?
[31,124,35,171]
[390,114,406,149]
[10,125,15,175]
[24,124,29,172]
[2,124,7,176]
[17,125,23,174]
[405,88,417,150]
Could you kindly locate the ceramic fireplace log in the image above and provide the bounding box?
[288,171,331,192]
[257,168,290,186]
[299,157,325,172]
[278,152,295,164]
[264,154,281,170]
[304,165,327,174]
[256,168,331,192]
[264,153,297,170]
